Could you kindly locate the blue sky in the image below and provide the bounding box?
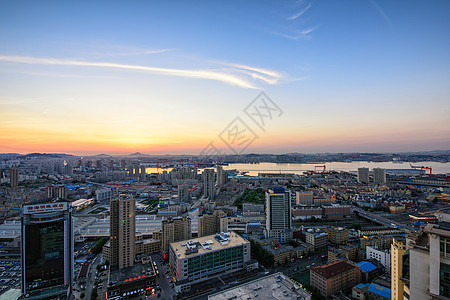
[0,0,449,155]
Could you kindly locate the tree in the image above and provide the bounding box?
[303,284,326,300]
[90,237,109,254]
[80,292,85,299]
[90,288,98,300]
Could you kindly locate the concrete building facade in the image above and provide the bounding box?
[265,188,291,243]
[110,194,136,269]
[161,217,192,257]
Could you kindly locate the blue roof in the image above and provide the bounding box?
[368,283,391,299]
[355,283,367,289]
[356,261,377,272]
[273,188,285,193]
[189,207,199,213]
[66,185,80,190]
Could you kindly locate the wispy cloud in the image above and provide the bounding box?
[369,0,392,26]
[287,3,312,20]
[0,55,282,89]
[275,26,318,40]
[217,62,283,85]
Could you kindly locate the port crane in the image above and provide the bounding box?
[314,165,326,173]
[409,163,432,176]
[156,158,168,168]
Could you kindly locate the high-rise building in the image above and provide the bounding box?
[216,165,224,186]
[47,185,68,200]
[110,194,136,269]
[401,223,450,300]
[198,210,228,237]
[63,162,73,176]
[203,169,216,200]
[178,184,190,202]
[140,166,146,181]
[391,236,406,300]
[96,188,112,203]
[10,167,19,188]
[21,202,73,299]
[357,167,369,184]
[133,165,139,178]
[265,188,292,243]
[373,168,386,185]
[161,217,192,257]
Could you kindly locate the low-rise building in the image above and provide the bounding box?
[352,282,391,300]
[326,227,349,244]
[292,206,322,220]
[262,244,292,266]
[366,246,390,273]
[304,229,328,252]
[322,204,351,220]
[328,245,358,263]
[106,259,157,300]
[356,261,380,283]
[208,272,311,300]
[310,260,360,297]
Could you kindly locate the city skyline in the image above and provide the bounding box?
[1,1,449,155]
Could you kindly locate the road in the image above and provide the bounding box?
[278,255,325,277]
[353,206,410,230]
[150,253,175,300]
[71,253,104,300]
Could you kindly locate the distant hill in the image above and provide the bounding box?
[90,154,112,158]
[25,153,75,158]
[128,152,150,157]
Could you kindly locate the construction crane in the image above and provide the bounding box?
[410,163,432,176]
[156,158,168,168]
[314,165,326,173]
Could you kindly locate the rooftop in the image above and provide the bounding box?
[368,283,391,299]
[311,260,357,279]
[109,262,155,286]
[208,272,311,300]
[356,261,378,273]
[170,231,248,259]
[424,223,450,238]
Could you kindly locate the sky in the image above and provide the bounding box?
[0,0,449,155]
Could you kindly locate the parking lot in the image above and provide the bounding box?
[0,257,21,297]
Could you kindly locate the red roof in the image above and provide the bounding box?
[311,260,356,279]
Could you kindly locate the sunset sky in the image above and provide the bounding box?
[1,1,449,155]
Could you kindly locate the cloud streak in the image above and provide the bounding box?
[0,55,282,89]
[217,62,283,85]
[275,26,318,40]
[369,0,393,26]
[287,3,312,20]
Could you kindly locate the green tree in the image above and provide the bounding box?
[303,284,326,300]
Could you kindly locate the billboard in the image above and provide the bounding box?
[23,202,67,214]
